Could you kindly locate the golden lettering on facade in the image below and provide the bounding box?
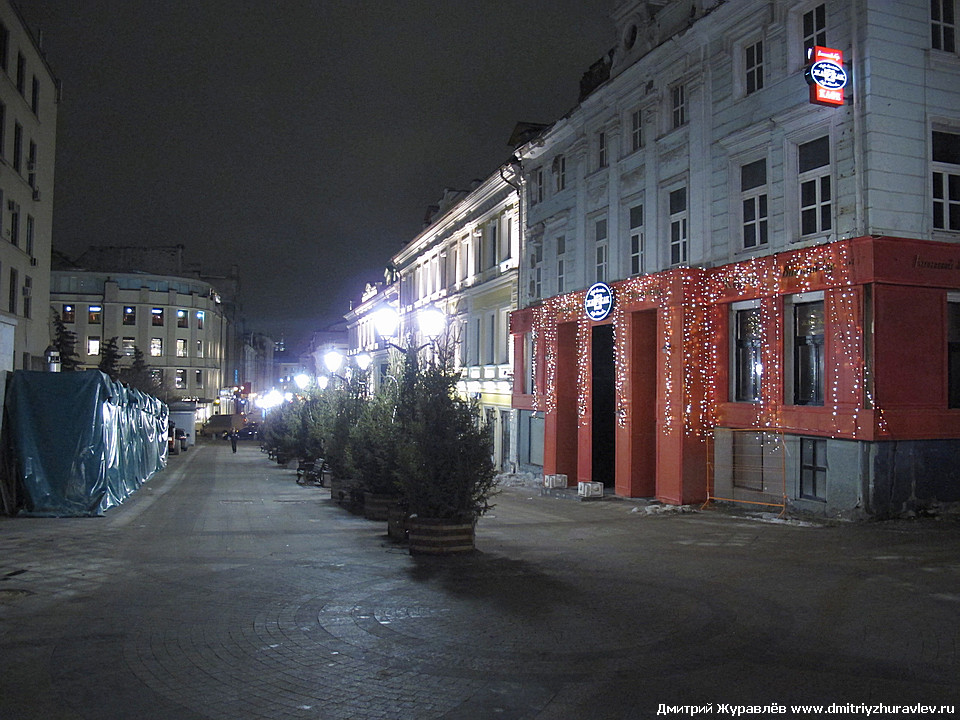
[913,255,957,270]
[781,262,834,278]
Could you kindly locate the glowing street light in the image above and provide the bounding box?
[355,352,372,371]
[419,308,446,339]
[323,350,344,374]
[294,373,311,390]
[373,307,400,339]
[317,376,330,390]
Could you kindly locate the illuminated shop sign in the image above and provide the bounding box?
[584,282,614,321]
[805,46,846,107]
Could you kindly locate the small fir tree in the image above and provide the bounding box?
[119,347,161,396]
[51,310,82,371]
[97,336,123,380]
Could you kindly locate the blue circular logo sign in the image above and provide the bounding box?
[584,282,614,321]
[807,60,847,90]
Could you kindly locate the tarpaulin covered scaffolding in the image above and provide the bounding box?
[3,370,168,516]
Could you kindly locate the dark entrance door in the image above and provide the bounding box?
[592,324,616,487]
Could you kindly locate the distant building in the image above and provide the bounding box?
[510,0,960,516]
[50,246,240,424]
[0,1,58,371]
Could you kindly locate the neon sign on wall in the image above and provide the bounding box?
[805,46,847,107]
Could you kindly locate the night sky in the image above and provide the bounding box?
[15,1,614,350]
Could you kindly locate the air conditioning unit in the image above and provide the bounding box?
[29,257,37,266]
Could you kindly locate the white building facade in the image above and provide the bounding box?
[0,1,57,372]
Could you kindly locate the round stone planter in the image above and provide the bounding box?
[406,517,476,556]
[363,492,400,522]
[387,503,410,543]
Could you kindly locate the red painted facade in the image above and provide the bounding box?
[511,236,960,504]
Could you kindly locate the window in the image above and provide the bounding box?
[150,338,163,357]
[671,84,686,128]
[669,187,688,265]
[13,121,21,172]
[629,204,644,275]
[630,108,644,152]
[741,159,768,249]
[735,307,763,402]
[62,304,75,323]
[800,437,827,500]
[933,130,960,232]
[500,220,512,262]
[22,276,30,318]
[176,338,188,358]
[802,3,827,54]
[151,369,163,386]
[31,76,39,115]
[195,369,204,388]
[932,0,957,52]
[949,301,960,407]
[177,309,189,328]
[122,337,136,356]
[532,168,543,205]
[25,215,33,257]
[87,336,101,356]
[486,222,498,269]
[0,102,5,156]
[0,22,7,71]
[556,236,566,294]
[9,201,18,246]
[175,369,186,389]
[529,245,542,299]
[123,306,136,325]
[27,141,36,188]
[793,300,825,406]
[196,311,204,330]
[88,305,102,324]
[196,339,204,358]
[598,131,607,168]
[745,40,764,94]
[15,52,24,95]
[152,308,164,326]
[594,218,608,282]
[799,136,832,236]
[554,155,566,192]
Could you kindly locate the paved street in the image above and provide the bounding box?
[1,439,958,719]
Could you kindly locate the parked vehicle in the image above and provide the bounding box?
[200,414,245,437]
[236,423,259,440]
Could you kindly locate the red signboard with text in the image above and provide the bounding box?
[806,46,847,107]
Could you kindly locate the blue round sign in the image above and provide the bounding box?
[807,60,847,90]
[584,282,614,321]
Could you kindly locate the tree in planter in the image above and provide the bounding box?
[97,336,123,380]
[323,372,367,480]
[394,343,498,523]
[51,310,82,371]
[347,382,402,496]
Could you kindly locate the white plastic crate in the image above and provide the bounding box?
[543,473,568,488]
[577,481,603,498]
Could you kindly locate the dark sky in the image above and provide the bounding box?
[15,1,614,350]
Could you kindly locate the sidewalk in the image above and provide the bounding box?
[1,440,958,719]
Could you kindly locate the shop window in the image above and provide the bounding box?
[800,437,827,500]
[88,305,102,324]
[799,136,832,236]
[932,130,960,232]
[177,309,189,328]
[123,306,136,325]
[793,301,825,406]
[949,301,960,407]
[152,308,164,326]
[62,304,75,323]
[734,307,763,402]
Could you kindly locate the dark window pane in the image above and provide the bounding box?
[670,188,686,214]
[799,136,830,173]
[933,131,960,165]
[743,198,756,222]
[801,179,817,206]
[934,172,944,199]
[741,159,766,191]
[630,205,643,227]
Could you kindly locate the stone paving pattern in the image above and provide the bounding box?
[1,440,958,719]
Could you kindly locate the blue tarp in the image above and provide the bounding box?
[5,370,168,517]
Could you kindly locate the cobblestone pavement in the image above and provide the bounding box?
[1,440,959,719]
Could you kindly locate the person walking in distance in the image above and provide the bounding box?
[228,429,238,453]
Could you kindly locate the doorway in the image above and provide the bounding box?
[592,324,616,487]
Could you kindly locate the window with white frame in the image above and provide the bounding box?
[532,168,544,205]
[175,369,186,389]
[197,339,204,358]
[176,338,188,357]
[932,0,956,52]
[630,108,643,152]
[933,130,960,232]
[498,308,510,364]
[792,299,825,406]
[741,159,768,249]
[799,136,832,237]
[629,204,644,275]
[669,187,688,265]
[150,337,163,357]
[554,155,566,192]
[671,84,686,129]
[733,305,763,402]
[598,131,607,169]
[500,219,512,262]
[556,236,566,294]
[745,40,764,94]
[594,217,608,282]
[485,313,496,365]
[486,222,498,269]
[88,305,102,324]
[529,244,542,299]
[87,335,101,357]
[802,3,827,55]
